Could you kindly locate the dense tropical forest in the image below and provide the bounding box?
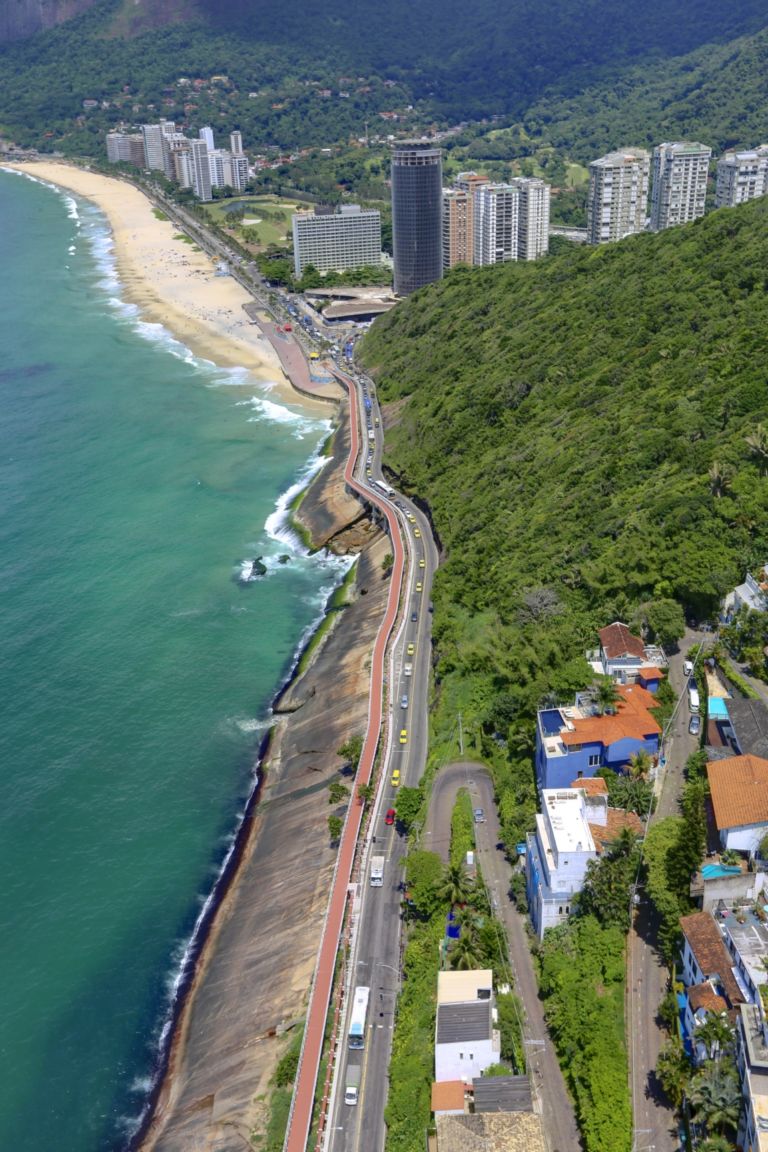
[360,196,768,843]
[1,0,767,159]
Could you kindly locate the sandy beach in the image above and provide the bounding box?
[0,161,325,410]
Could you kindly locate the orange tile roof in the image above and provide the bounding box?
[431,1080,466,1113]
[570,777,608,795]
[589,808,645,853]
[638,666,665,681]
[679,912,745,1008]
[599,622,645,660]
[707,755,768,830]
[561,684,660,748]
[688,982,728,1016]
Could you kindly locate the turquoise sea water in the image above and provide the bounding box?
[0,169,346,1150]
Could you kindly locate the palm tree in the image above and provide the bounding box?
[746,423,768,475]
[628,749,653,780]
[699,1136,734,1152]
[689,1061,741,1136]
[695,1014,734,1062]
[656,1037,692,1109]
[438,862,474,908]
[708,461,732,499]
[593,676,621,716]
[450,932,481,970]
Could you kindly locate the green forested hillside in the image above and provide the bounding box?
[361,200,768,834]
[0,0,766,155]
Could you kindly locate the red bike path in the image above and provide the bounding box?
[284,367,405,1152]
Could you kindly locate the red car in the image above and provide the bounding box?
[385,808,396,825]
[283,323,292,332]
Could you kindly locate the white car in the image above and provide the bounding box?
[404,663,413,677]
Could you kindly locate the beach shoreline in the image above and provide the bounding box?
[0,161,329,415]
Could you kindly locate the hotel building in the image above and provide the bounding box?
[715,146,768,207]
[291,205,382,278]
[391,141,443,295]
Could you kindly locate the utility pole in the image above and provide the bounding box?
[458,713,464,757]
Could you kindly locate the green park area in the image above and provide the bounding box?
[204,195,305,251]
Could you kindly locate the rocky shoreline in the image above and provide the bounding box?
[137,401,389,1152]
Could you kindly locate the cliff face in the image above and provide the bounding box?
[0,0,100,43]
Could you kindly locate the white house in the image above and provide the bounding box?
[526,788,598,938]
[723,566,768,621]
[434,970,500,1084]
[707,756,768,853]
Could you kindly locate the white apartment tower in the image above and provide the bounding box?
[473,183,520,265]
[199,126,215,152]
[208,149,249,192]
[587,149,650,244]
[715,146,768,207]
[106,132,145,166]
[174,139,212,201]
[230,131,243,155]
[650,141,711,232]
[514,176,550,260]
[141,123,174,177]
[291,205,382,278]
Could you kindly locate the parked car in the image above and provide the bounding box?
[385,808,396,825]
[683,658,694,677]
[474,808,485,823]
[689,714,702,736]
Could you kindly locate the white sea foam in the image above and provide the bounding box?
[240,394,330,442]
[68,245,76,254]
[233,716,273,734]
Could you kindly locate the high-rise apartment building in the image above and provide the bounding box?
[174,139,212,201]
[199,126,215,152]
[208,148,249,192]
[473,183,520,265]
[106,132,146,167]
[650,141,711,232]
[391,141,443,295]
[442,189,473,269]
[587,149,650,244]
[141,123,173,177]
[715,146,768,207]
[230,131,243,156]
[514,177,550,260]
[291,205,382,278]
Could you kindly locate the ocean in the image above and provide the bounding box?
[0,168,347,1150]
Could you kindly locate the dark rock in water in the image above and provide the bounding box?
[252,557,268,576]
[278,554,291,565]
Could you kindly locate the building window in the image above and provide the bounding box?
[588,753,601,768]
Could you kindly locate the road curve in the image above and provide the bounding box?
[283,370,407,1152]
[424,761,582,1152]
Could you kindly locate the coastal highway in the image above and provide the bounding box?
[323,368,438,1152]
[283,360,433,1152]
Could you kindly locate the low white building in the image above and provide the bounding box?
[708,756,768,853]
[434,970,499,1084]
[526,788,597,938]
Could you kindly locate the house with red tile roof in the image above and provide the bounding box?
[536,684,661,791]
[707,755,768,852]
[585,620,667,691]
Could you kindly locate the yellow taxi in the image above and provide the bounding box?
[391,768,401,786]
[419,558,426,569]
[416,581,423,593]
[414,528,421,538]
[399,728,408,745]
[407,642,415,655]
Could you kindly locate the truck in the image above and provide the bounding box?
[344,1063,362,1105]
[370,855,385,886]
[367,429,375,442]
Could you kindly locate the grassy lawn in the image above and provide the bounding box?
[205,195,304,248]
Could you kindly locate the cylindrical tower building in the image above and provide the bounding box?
[391,141,443,296]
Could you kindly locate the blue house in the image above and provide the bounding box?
[535,684,661,792]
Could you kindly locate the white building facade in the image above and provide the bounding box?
[650,141,711,232]
[587,149,650,244]
[434,970,500,1084]
[716,147,768,208]
[513,177,550,260]
[291,205,382,278]
[525,789,597,938]
[473,183,520,265]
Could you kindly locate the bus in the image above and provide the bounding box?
[374,480,395,498]
[348,986,370,1049]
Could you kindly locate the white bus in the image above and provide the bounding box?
[373,480,395,498]
[348,985,370,1049]
[370,855,385,886]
